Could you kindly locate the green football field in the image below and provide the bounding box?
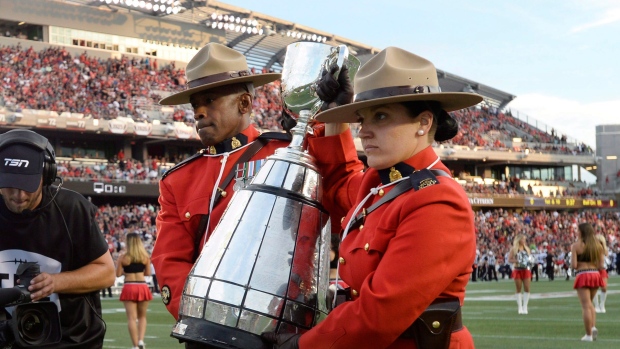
[102,275,620,348]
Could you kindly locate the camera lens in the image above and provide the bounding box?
[18,308,51,345]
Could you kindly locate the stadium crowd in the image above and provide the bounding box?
[60,154,606,200]
[473,209,620,281]
[0,44,592,155]
[97,203,620,285]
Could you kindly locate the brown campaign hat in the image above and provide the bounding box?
[160,43,281,105]
[315,47,483,123]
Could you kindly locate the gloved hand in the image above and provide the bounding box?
[316,64,354,111]
[261,332,300,349]
[279,110,297,132]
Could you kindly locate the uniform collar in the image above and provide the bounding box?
[376,146,439,185]
[200,126,258,155]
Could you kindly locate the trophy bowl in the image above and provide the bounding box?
[281,42,360,120]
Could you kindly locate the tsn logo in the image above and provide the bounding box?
[3,158,30,167]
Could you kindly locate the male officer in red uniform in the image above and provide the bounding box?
[151,43,290,326]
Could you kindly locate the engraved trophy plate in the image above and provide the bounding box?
[171,42,360,348]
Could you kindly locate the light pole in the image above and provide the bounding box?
[606,155,618,193]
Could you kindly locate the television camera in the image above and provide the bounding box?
[0,262,61,347]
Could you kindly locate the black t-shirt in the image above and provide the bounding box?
[0,186,109,348]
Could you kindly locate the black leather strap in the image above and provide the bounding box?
[348,169,451,230]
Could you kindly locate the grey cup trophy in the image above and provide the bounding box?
[170,42,359,348]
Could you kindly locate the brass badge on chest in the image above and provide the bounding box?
[418,178,437,189]
[209,146,216,155]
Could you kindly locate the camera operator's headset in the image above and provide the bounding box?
[0,129,58,186]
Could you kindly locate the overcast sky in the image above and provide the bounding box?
[225,0,620,148]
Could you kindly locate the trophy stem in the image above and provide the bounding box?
[288,110,312,151]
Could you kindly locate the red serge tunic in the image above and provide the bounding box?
[151,125,289,320]
[301,130,476,349]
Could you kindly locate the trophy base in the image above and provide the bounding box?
[172,317,268,349]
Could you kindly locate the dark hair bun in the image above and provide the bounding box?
[434,110,458,142]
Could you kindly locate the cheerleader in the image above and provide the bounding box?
[116,233,153,349]
[593,234,609,313]
[571,223,605,342]
[508,234,532,314]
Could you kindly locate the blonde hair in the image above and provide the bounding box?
[595,234,608,254]
[125,233,149,265]
[578,223,602,267]
[511,234,530,255]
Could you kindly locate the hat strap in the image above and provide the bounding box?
[354,85,442,102]
[188,70,252,88]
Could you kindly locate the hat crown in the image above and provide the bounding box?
[354,47,439,94]
[186,43,249,82]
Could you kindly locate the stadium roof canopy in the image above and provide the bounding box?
[58,0,516,109]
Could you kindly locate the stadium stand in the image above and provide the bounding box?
[1,0,618,285]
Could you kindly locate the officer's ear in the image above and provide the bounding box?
[238,93,253,115]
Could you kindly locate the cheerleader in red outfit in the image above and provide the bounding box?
[571,223,605,342]
[593,234,609,313]
[508,234,532,314]
[117,232,153,349]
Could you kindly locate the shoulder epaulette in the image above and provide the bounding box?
[161,151,204,180]
[348,168,452,229]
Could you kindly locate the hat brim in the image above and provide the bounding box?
[0,172,42,192]
[315,92,483,123]
[160,73,282,105]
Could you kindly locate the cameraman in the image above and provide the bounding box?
[0,129,115,348]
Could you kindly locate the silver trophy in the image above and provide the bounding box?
[170,42,360,348]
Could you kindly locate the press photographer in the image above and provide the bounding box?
[0,129,115,348]
[1,263,61,347]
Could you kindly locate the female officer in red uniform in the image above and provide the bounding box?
[263,47,482,349]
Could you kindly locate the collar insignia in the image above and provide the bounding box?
[231,136,241,149]
[203,133,249,155]
[389,167,402,182]
[378,163,415,184]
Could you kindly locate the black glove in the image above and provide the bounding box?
[316,64,354,111]
[279,110,297,132]
[261,332,300,349]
